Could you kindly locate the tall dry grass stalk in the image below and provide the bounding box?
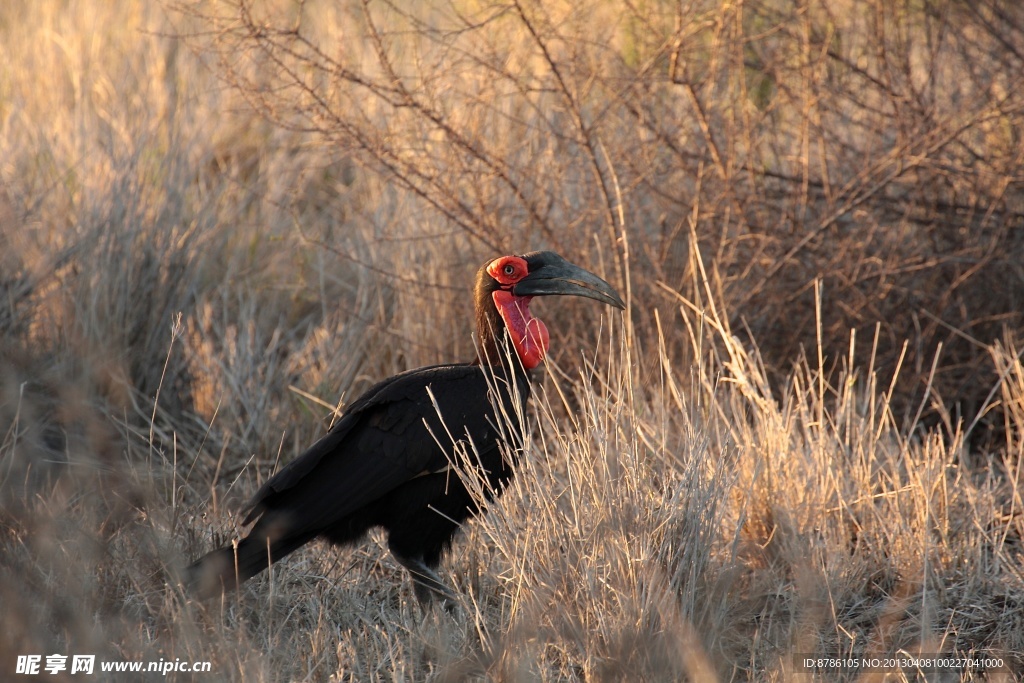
[2,0,1023,680]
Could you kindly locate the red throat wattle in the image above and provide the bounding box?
[492,290,550,369]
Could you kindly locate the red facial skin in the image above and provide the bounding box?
[486,256,550,369]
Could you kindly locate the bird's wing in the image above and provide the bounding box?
[240,363,519,529]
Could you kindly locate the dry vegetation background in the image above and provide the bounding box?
[2,0,1024,680]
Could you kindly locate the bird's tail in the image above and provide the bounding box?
[185,526,315,599]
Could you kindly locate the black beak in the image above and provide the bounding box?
[512,252,626,310]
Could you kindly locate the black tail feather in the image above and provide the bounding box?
[185,529,315,599]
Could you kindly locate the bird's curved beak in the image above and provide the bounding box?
[512,255,626,310]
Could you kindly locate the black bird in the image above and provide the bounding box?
[186,251,624,605]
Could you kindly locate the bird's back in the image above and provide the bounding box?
[186,361,532,598]
[243,362,530,529]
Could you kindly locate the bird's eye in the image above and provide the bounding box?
[504,264,516,276]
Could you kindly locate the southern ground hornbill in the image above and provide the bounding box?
[186,251,624,606]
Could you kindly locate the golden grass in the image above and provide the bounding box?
[2,0,1023,680]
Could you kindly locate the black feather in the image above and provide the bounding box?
[186,362,529,602]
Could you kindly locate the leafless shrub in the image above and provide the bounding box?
[177,0,1024,439]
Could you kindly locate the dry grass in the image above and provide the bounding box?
[2,0,1023,680]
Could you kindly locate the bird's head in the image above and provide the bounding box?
[475,251,625,369]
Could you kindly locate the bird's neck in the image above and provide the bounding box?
[473,293,544,376]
